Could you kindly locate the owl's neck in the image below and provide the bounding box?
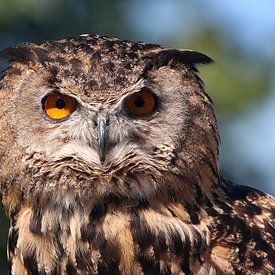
[11,157,222,237]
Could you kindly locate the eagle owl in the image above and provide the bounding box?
[0,34,274,275]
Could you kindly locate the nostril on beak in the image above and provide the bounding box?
[96,116,108,163]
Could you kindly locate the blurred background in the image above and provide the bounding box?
[0,0,274,272]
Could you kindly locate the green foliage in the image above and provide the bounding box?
[0,0,130,41]
[183,29,273,115]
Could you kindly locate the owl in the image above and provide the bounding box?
[0,34,274,275]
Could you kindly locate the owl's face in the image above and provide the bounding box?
[14,66,186,163]
[0,35,217,204]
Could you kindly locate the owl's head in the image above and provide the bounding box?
[0,35,219,209]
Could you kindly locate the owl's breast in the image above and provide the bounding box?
[9,197,212,275]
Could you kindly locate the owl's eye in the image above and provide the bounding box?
[125,90,157,118]
[43,93,77,120]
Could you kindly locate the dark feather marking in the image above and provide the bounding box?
[1,66,22,78]
[200,157,219,181]
[23,253,39,274]
[98,260,120,275]
[32,47,52,64]
[264,220,275,238]
[222,182,265,202]
[171,232,187,257]
[130,42,158,52]
[136,197,150,209]
[102,39,115,49]
[235,270,246,275]
[80,202,107,242]
[90,203,108,221]
[50,263,61,275]
[234,203,262,218]
[66,261,77,275]
[205,207,219,217]
[103,61,115,73]
[85,79,99,90]
[81,201,122,273]
[29,197,42,234]
[8,227,18,256]
[56,237,65,258]
[192,179,213,207]
[130,208,154,252]
[184,202,200,224]
[45,41,67,54]
[270,207,275,220]
[154,233,168,258]
[214,215,250,242]
[249,254,263,270]
[75,250,94,272]
[130,207,172,274]
[141,49,213,79]
[251,226,275,264]
[170,231,191,274]
[0,44,37,64]
[47,65,60,85]
[214,199,232,213]
[152,50,214,67]
[77,43,95,54]
[138,257,160,275]
[54,56,67,66]
[225,215,250,238]
[70,58,83,75]
[97,239,120,275]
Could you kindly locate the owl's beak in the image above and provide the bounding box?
[96,116,108,163]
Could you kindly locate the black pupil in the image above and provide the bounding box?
[134,96,145,107]
[55,98,66,109]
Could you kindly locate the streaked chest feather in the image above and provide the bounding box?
[9,200,211,275]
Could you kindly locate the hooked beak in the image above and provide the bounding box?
[96,116,108,163]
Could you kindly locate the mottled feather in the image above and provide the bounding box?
[0,34,274,275]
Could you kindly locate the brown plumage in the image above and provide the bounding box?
[0,34,274,275]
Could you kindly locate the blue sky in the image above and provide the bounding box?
[128,0,275,54]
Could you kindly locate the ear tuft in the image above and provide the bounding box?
[145,49,214,71]
[0,44,37,64]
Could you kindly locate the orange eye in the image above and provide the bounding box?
[44,93,76,120]
[125,90,157,118]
